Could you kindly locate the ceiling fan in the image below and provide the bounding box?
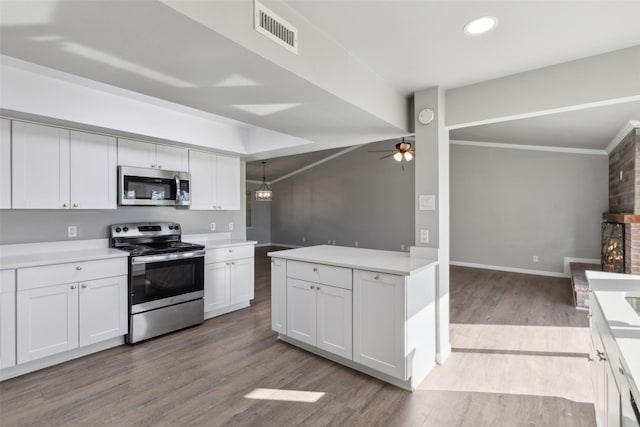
[369,137,415,170]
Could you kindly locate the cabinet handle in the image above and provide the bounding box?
[81,284,87,289]
[619,367,625,376]
[76,266,82,271]
[70,284,77,289]
[374,275,380,280]
[229,249,233,253]
[313,267,318,272]
[231,261,235,265]
[218,205,222,209]
[597,350,607,362]
[310,285,315,290]
[63,203,68,208]
[317,286,321,291]
[73,203,78,208]
[151,164,156,168]
[158,165,162,169]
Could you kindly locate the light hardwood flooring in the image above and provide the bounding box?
[0,248,595,426]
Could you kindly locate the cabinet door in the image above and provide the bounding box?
[70,131,117,209]
[0,270,16,369]
[189,150,215,210]
[605,360,620,427]
[230,257,254,305]
[0,118,11,209]
[17,283,79,363]
[353,270,406,379]
[286,278,316,346]
[117,138,155,168]
[12,121,70,209]
[271,258,287,334]
[79,276,127,347]
[216,155,240,210]
[156,144,188,171]
[204,262,230,312]
[317,284,352,359]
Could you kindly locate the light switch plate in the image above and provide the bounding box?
[228,222,233,231]
[210,222,216,231]
[419,195,435,211]
[68,226,77,238]
[420,229,429,243]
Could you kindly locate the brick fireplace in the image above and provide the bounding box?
[602,128,640,273]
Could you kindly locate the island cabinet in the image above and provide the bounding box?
[15,258,127,364]
[204,244,255,319]
[270,246,438,391]
[0,270,16,369]
[286,261,352,359]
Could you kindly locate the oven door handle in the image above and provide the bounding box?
[131,250,205,265]
[175,175,180,204]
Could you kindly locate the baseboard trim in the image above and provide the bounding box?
[450,261,566,278]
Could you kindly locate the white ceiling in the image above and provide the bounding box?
[1,1,639,159]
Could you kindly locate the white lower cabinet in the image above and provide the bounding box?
[286,277,353,360]
[353,270,405,379]
[15,258,127,364]
[270,258,287,334]
[0,270,16,369]
[591,319,621,427]
[204,245,255,318]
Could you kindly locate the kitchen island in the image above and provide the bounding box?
[268,245,439,390]
[586,270,640,426]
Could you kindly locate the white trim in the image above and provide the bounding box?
[450,261,566,278]
[446,95,640,130]
[450,139,607,155]
[270,145,363,184]
[563,257,600,277]
[605,120,640,154]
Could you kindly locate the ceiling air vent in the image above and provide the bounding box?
[254,0,298,54]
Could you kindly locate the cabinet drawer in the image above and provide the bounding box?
[356,270,403,287]
[17,258,128,290]
[287,260,352,290]
[205,245,254,264]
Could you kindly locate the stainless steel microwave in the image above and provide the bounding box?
[118,166,191,207]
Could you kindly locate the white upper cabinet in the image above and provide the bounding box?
[12,122,116,210]
[216,155,241,210]
[118,138,188,171]
[12,121,70,209]
[189,150,240,210]
[70,131,117,209]
[1,119,11,209]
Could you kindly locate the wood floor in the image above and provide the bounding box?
[0,248,596,426]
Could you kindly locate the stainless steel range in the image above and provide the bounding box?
[110,222,205,343]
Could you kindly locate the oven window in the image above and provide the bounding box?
[131,257,204,306]
[123,176,177,201]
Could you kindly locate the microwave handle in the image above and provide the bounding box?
[175,175,180,203]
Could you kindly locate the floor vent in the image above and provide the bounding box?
[254,0,298,54]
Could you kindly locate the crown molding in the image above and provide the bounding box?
[450,139,607,155]
[604,120,640,154]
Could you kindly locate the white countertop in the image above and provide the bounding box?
[268,245,438,276]
[0,241,128,270]
[0,234,256,270]
[586,270,640,400]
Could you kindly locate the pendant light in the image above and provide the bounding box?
[255,161,272,201]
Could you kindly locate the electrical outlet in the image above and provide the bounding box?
[210,222,216,231]
[228,222,233,231]
[401,244,405,251]
[332,240,336,245]
[355,241,359,247]
[420,229,429,243]
[68,226,77,238]
[302,236,306,242]
[328,239,331,244]
[533,255,539,263]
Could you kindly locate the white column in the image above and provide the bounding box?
[414,86,451,363]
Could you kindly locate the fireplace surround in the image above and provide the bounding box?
[601,213,640,274]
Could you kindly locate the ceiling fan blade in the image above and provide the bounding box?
[368,150,393,153]
[379,152,396,159]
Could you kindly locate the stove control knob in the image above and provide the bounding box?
[115,227,122,233]
[175,225,180,230]
[123,227,129,232]
[168,225,174,230]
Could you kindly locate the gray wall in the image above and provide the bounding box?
[450,144,608,273]
[0,164,247,244]
[246,182,271,245]
[270,141,415,251]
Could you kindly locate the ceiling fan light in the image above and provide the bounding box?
[393,152,403,162]
[404,151,413,162]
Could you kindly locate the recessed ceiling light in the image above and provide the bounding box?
[464,16,498,35]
